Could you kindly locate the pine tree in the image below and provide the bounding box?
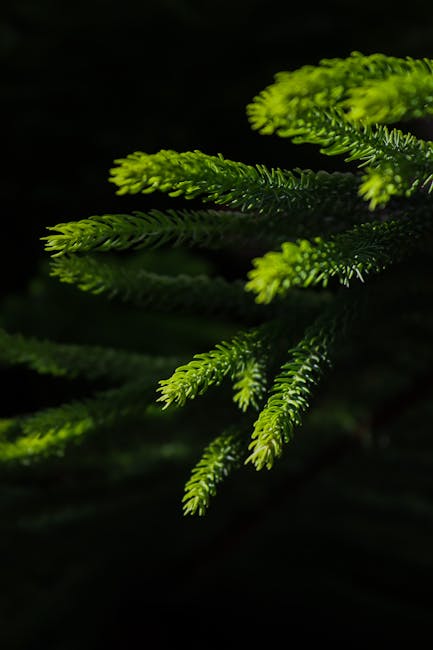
[3,52,433,516]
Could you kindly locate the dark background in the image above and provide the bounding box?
[2,1,433,647]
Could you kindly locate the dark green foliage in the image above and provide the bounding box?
[50,253,266,319]
[0,328,179,383]
[0,382,154,461]
[3,51,433,519]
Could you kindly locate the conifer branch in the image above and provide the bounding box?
[0,382,154,462]
[50,254,265,319]
[288,111,433,207]
[182,430,245,516]
[247,51,433,133]
[246,299,354,470]
[0,328,179,384]
[109,149,359,217]
[248,53,433,207]
[232,355,269,412]
[43,209,254,256]
[246,212,433,302]
[43,204,377,255]
[25,50,433,515]
[157,326,271,409]
[342,68,433,124]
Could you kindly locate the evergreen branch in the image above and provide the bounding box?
[0,328,179,384]
[246,213,432,303]
[21,49,433,516]
[248,53,433,207]
[246,335,330,471]
[182,430,245,516]
[247,51,433,133]
[287,110,433,208]
[43,209,256,256]
[109,149,359,217]
[232,355,268,412]
[157,325,273,409]
[246,300,354,470]
[43,204,377,256]
[50,254,265,319]
[343,69,433,124]
[0,382,154,462]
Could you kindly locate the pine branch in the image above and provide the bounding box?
[43,209,256,256]
[289,110,433,207]
[246,299,355,470]
[182,430,245,516]
[24,50,433,516]
[246,212,433,303]
[43,203,378,256]
[49,254,265,320]
[0,328,179,384]
[109,149,359,217]
[246,330,332,471]
[157,326,272,409]
[0,382,154,462]
[248,53,433,207]
[343,68,433,124]
[247,51,433,133]
[232,355,269,412]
